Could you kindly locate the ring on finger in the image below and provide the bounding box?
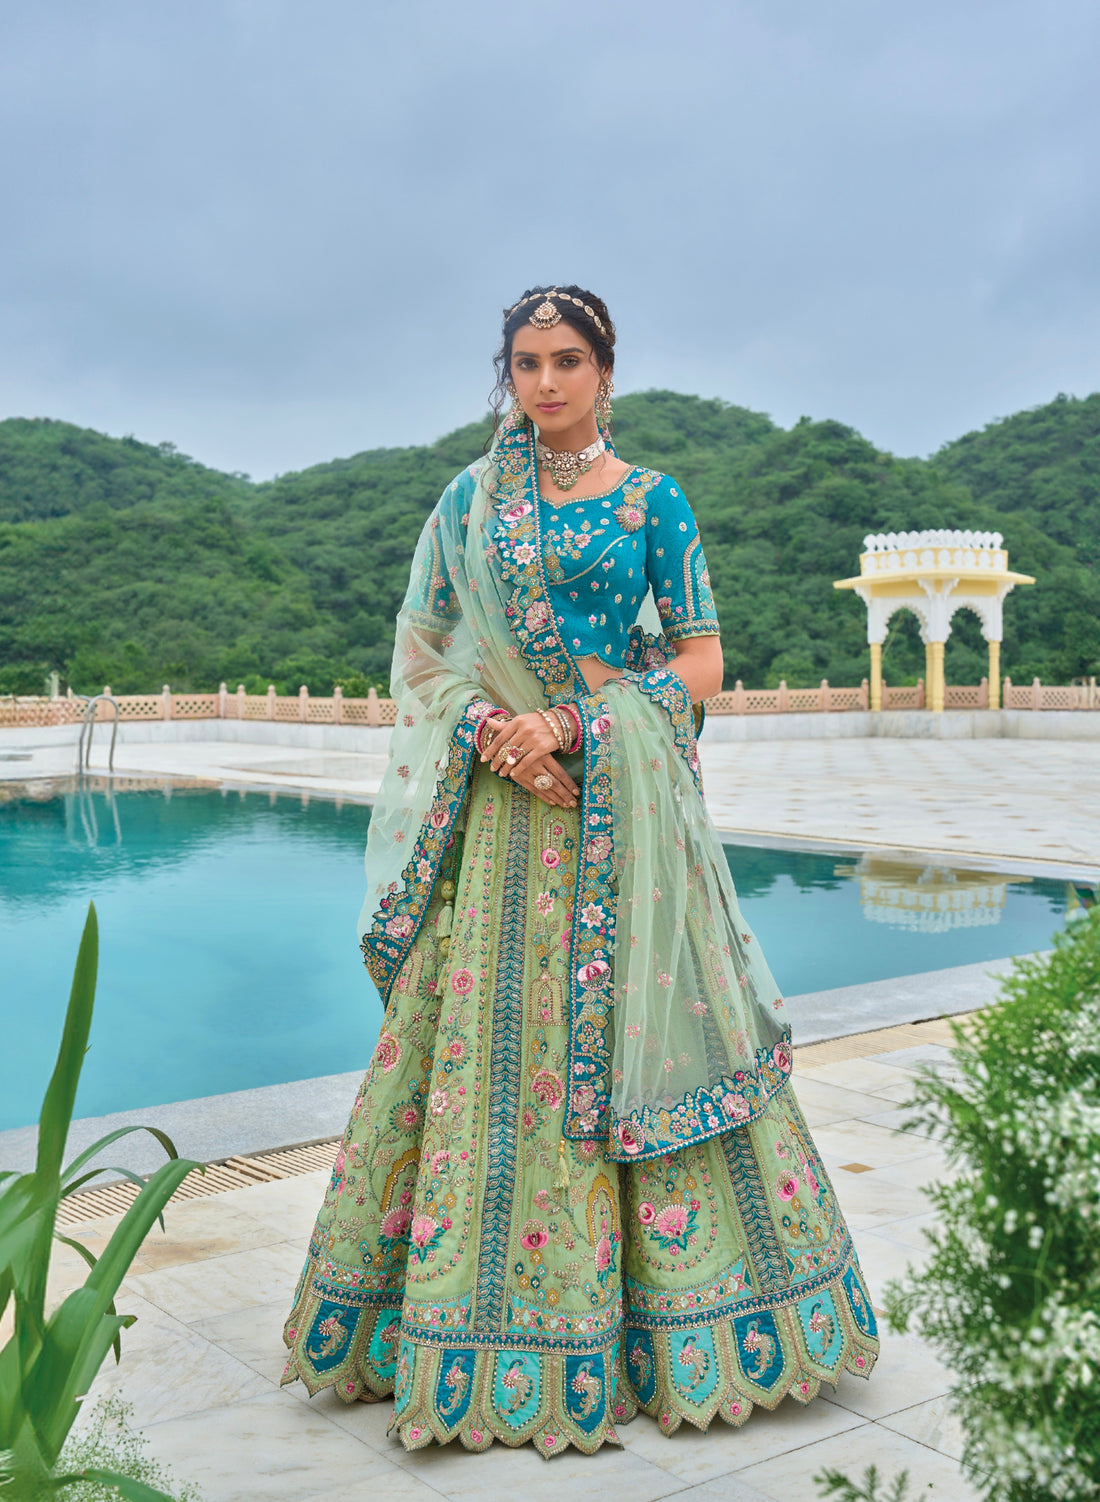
[532,772,554,791]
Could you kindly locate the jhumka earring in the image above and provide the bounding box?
[506,381,527,429]
[596,377,614,424]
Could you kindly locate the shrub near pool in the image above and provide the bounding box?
[887,906,1100,1501]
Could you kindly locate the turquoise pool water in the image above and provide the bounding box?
[0,784,1086,1132]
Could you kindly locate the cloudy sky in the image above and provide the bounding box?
[2,0,1098,478]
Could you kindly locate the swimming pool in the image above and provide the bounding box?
[0,782,1085,1132]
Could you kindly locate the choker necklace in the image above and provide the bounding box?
[536,436,605,492]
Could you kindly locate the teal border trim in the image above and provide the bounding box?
[359,697,496,1005]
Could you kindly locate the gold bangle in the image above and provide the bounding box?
[539,709,566,751]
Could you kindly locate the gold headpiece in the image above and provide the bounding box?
[530,300,562,329]
[508,289,608,337]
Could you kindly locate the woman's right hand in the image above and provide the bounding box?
[480,712,579,808]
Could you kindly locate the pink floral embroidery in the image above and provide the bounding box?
[410,1214,439,1247]
[520,1221,549,1250]
[577,958,610,988]
[375,1032,400,1073]
[380,1207,411,1240]
[450,968,474,994]
[531,1069,565,1109]
[721,1092,751,1123]
[617,1122,643,1155]
[572,1084,595,1113]
[776,1172,799,1201]
[637,1201,656,1225]
[541,847,561,869]
[384,915,413,939]
[654,1204,688,1239]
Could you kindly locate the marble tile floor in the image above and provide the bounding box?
[41,1020,983,1502]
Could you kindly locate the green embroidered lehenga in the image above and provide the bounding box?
[282,413,878,1456]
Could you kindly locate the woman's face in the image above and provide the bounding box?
[509,322,606,437]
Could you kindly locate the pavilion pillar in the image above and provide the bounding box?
[929,641,945,713]
[924,641,934,698]
[869,643,883,711]
[987,640,1001,710]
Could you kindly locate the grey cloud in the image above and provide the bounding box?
[1,0,1098,474]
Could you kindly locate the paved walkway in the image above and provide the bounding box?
[40,1018,980,1502]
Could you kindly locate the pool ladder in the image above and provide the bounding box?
[76,693,120,775]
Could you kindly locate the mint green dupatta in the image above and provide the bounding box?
[360,413,793,1164]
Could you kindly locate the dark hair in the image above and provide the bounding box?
[489,284,616,428]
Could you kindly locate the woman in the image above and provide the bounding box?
[282,286,878,1457]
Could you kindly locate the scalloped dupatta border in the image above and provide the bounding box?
[360,698,501,1005]
[564,668,793,1162]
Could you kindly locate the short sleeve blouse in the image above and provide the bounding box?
[539,468,720,666]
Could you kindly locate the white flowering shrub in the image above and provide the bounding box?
[886,906,1100,1501]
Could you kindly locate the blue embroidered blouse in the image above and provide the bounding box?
[416,462,720,669]
[538,466,719,666]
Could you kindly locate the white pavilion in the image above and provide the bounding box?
[834,529,1034,712]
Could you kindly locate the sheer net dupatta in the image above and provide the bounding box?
[603,675,792,1161]
[358,441,554,1000]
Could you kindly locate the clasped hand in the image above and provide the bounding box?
[479,711,579,808]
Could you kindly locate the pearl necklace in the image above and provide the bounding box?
[535,436,605,492]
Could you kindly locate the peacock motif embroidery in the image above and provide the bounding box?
[438,1355,472,1416]
[500,1358,535,1414]
[569,1359,604,1419]
[676,1335,712,1394]
[740,1319,778,1381]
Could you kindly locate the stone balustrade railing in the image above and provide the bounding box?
[2,675,1096,728]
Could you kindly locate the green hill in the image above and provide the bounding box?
[1,392,1097,697]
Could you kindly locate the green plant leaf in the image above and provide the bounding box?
[59,1167,178,1235]
[50,1238,126,1367]
[36,905,99,1186]
[61,1127,180,1188]
[24,1156,194,1461]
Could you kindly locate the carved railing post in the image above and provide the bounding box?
[267,684,276,721]
[333,685,343,724]
[367,687,381,727]
[299,685,309,723]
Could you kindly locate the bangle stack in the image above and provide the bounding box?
[540,704,582,754]
[475,708,507,756]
